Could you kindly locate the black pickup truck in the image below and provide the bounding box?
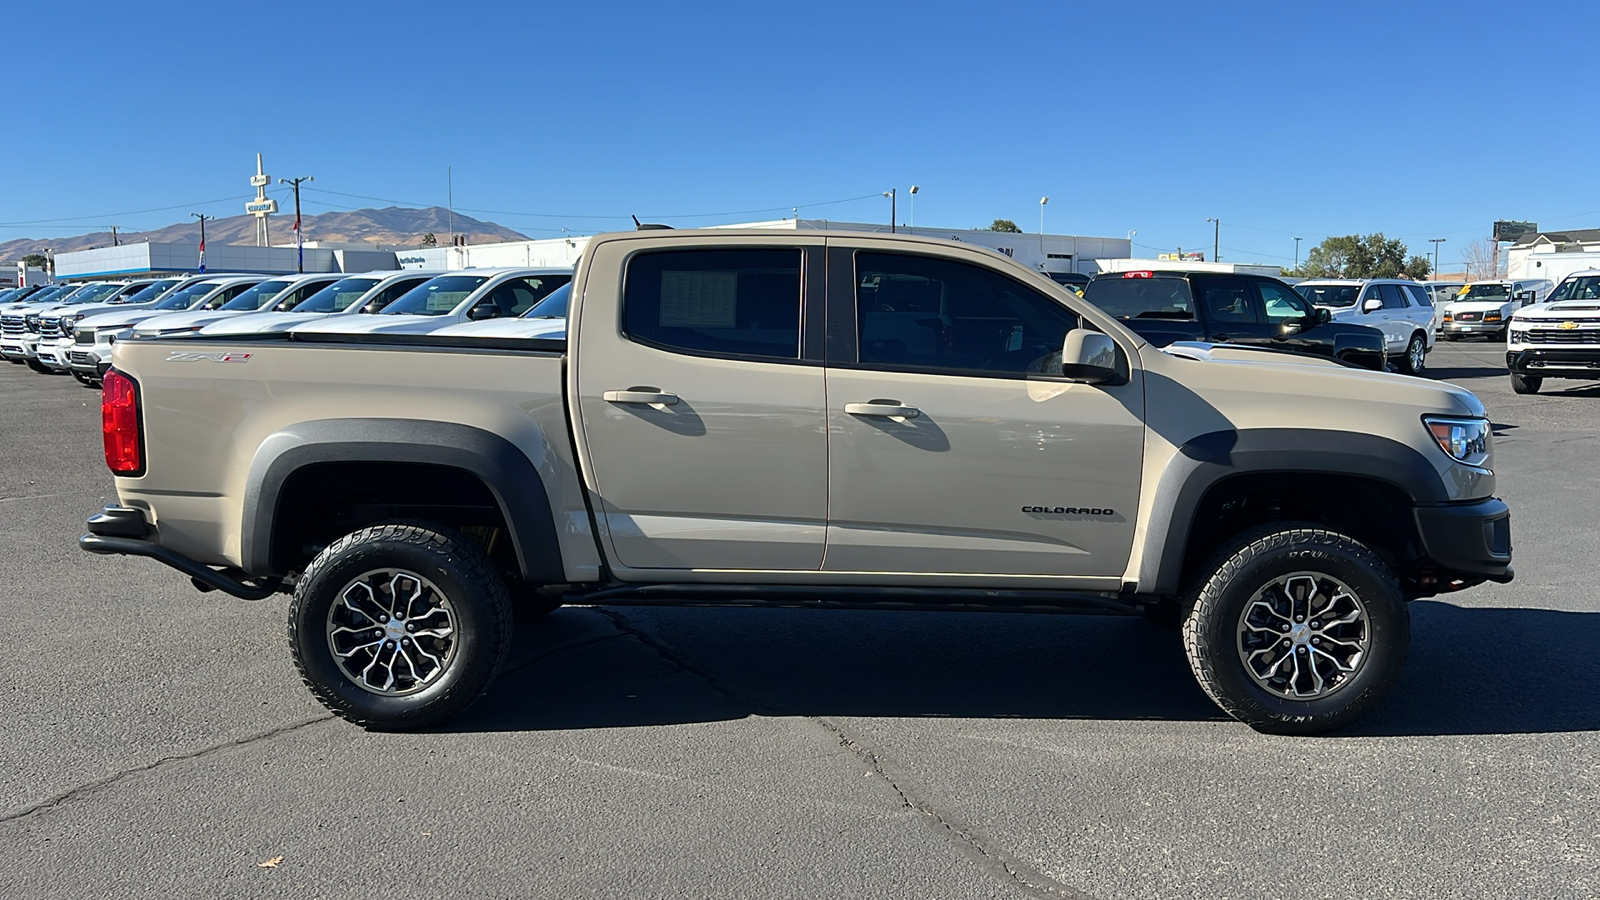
[1084,270,1387,370]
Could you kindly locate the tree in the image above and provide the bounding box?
[987,219,1022,233]
[1294,233,1429,279]
[420,232,438,247]
[20,253,46,269]
[1460,239,1503,281]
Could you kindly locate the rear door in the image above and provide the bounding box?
[573,238,829,571]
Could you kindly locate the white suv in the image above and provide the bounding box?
[1295,279,1436,375]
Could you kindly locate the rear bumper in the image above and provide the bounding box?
[80,505,284,600]
[1413,496,1513,583]
[1507,348,1600,378]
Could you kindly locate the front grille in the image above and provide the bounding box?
[0,315,22,338]
[1454,312,1480,321]
[39,318,63,340]
[1526,329,1600,345]
[75,329,95,344]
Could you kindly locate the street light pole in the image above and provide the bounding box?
[1429,238,1446,280]
[908,185,918,229]
[882,189,896,233]
[279,175,314,273]
[1294,237,1302,271]
[190,213,211,273]
[1206,217,1220,262]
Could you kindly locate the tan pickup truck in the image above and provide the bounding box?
[81,229,1513,735]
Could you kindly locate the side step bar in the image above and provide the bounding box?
[567,582,1147,616]
[80,506,284,601]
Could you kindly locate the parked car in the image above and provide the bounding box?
[289,268,571,336]
[1505,269,1600,394]
[1294,279,1436,375]
[427,283,572,339]
[70,276,267,379]
[32,281,151,372]
[1082,271,1387,371]
[128,273,342,338]
[2,283,116,371]
[1439,279,1554,341]
[198,271,440,336]
[83,228,1511,736]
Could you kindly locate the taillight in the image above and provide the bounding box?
[1123,271,1153,279]
[102,370,143,475]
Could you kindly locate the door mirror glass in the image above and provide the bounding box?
[1060,328,1119,383]
[1317,307,1332,324]
[467,301,501,320]
[1362,297,1383,313]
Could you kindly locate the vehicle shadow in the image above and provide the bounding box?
[454,599,1600,738]
[1426,365,1508,382]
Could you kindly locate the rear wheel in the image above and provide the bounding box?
[289,522,513,730]
[1181,524,1409,735]
[1397,333,1427,376]
[1511,373,1542,394]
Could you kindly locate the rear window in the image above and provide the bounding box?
[624,248,802,360]
[1297,284,1360,308]
[1083,276,1195,320]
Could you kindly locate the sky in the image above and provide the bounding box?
[4,0,1597,271]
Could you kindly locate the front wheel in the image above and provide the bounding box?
[73,372,99,388]
[1397,334,1427,376]
[1181,525,1409,735]
[25,358,52,374]
[1511,373,1542,394]
[288,522,513,730]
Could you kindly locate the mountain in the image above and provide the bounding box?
[0,206,530,262]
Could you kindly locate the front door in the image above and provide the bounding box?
[822,245,1145,579]
[573,242,828,571]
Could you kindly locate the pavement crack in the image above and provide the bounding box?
[0,714,335,824]
[812,716,1099,900]
[589,607,754,712]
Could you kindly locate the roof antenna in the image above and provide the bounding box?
[632,214,673,231]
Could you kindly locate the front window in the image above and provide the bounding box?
[1083,276,1196,320]
[1297,284,1360,308]
[381,275,491,316]
[1258,281,1313,320]
[219,280,292,311]
[61,283,123,305]
[523,283,571,318]
[287,277,379,313]
[1547,276,1600,303]
[1459,283,1511,301]
[155,283,216,309]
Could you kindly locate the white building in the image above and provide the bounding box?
[1507,229,1600,283]
[1096,257,1281,277]
[53,241,399,280]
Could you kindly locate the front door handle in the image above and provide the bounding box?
[603,388,679,405]
[844,400,920,418]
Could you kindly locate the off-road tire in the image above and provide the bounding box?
[1397,333,1427,376]
[1181,524,1409,735]
[289,522,513,731]
[1511,373,1542,394]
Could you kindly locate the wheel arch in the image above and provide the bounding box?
[1140,429,1444,595]
[242,419,563,583]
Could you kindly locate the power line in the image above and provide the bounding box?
[0,197,244,227]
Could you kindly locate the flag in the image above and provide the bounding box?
[197,234,206,273]
[294,210,303,271]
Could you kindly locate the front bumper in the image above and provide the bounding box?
[35,338,73,371]
[1413,496,1513,584]
[80,505,284,600]
[1442,320,1505,337]
[1507,348,1600,378]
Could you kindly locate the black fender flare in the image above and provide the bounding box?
[1140,428,1447,595]
[241,418,562,582]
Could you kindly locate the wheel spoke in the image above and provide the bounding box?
[327,568,458,698]
[1237,570,1370,701]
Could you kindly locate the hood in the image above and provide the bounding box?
[199,310,353,336]
[132,309,255,336]
[428,317,567,338]
[76,308,177,331]
[41,301,154,321]
[1515,299,1600,320]
[290,314,458,336]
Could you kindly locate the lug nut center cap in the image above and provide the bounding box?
[1288,622,1312,646]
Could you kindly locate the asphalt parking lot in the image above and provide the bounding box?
[0,341,1595,899]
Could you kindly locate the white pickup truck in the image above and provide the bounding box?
[81,229,1513,735]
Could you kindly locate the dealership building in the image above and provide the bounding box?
[51,241,400,281]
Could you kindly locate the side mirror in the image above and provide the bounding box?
[1317,307,1332,324]
[1514,291,1533,304]
[1362,297,1383,313]
[467,302,501,321]
[1060,328,1121,384]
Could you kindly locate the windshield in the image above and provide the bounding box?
[117,280,178,305]
[1082,277,1196,319]
[1548,276,1600,303]
[62,283,124,305]
[290,277,379,313]
[161,282,225,310]
[522,283,571,318]
[219,280,291,311]
[1459,283,1510,301]
[380,275,490,316]
[1297,284,1360,308]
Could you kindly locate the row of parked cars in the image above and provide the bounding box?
[0,267,573,385]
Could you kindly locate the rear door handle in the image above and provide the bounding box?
[844,400,920,418]
[603,389,679,405]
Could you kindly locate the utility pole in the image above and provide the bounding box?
[279,175,314,273]
[1429,238,1446,280]
[1039,197,1049,257]
[106,226,120,247]
[1207,218,1220,262]
[1294,237,1302,271]
[882,188,896,233]
[190,213,211,273]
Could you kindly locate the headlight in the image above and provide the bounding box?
[1424,417,1490,467]
[61,315,79,335]
[24,315,40,333]
[1484,311,1502,322]
[1508,322,1529,343]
